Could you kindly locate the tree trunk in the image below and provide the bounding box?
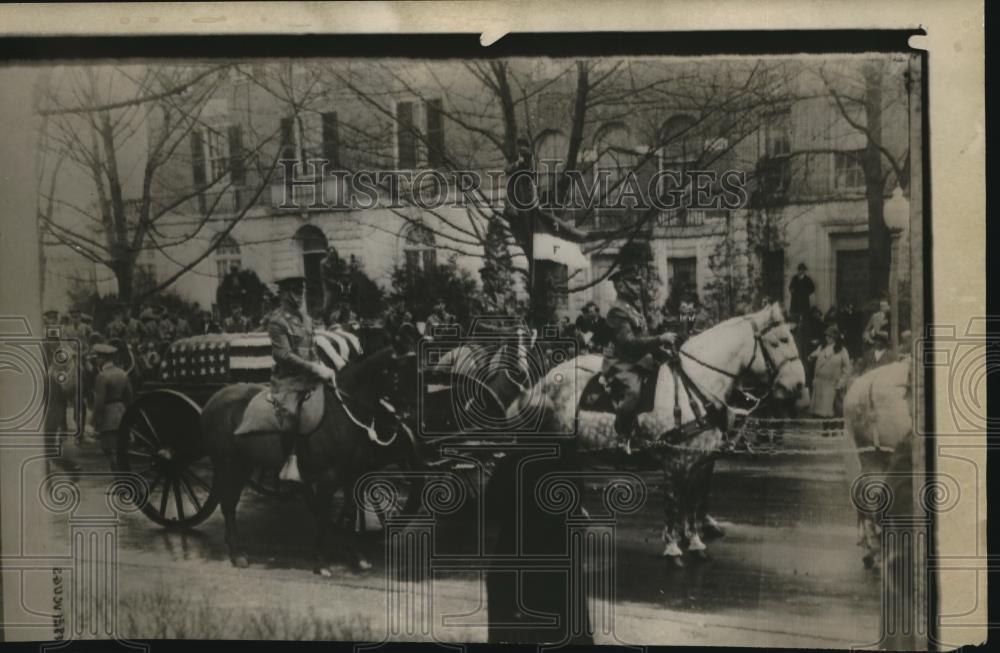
[113,260,135,307]
[864,62,890,302]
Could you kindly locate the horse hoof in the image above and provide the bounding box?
[314,566,335,578]
[356,559,373,572]
[663,555,685,568]
[231,554,250,568]
[702,524,726,541]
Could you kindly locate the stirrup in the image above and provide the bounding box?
[278,454,302,483]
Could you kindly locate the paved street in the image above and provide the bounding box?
[49,428,881,646]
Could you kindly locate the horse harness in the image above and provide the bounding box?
[634,317,800,452]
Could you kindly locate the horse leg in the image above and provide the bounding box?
[659,459,685,567]
[339,475,373,571]
[216,456,251,568]
[697,459,725,541]
[684,458,710,561]
[301,479,342,575]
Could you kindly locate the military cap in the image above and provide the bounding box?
[139,308,157,321]
[80,313,93,323]
[611,241,653,281]
[92,343,118,355]
[44,309,59,319]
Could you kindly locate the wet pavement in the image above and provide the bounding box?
[48,428,881,646]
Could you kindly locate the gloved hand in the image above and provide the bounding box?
[312,362,336,383]
[658,332,677,345]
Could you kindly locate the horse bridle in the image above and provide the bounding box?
[678,317,800,404]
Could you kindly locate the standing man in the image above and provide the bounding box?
[857,330,896,375]
[863,296,892,352]
[223,306,250,333]
[602,241,677,443]
[157,306,176,344]
[425,298,456,335]
[91,342,133,457]
[788,262,815,321]
[105,305,128,342]
[174,312,192,339]
[266,273,337,483]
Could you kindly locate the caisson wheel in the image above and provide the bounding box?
[115,390,219,529]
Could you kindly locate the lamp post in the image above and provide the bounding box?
[883,184,909,352]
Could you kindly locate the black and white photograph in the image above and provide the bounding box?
[0,4,988,650]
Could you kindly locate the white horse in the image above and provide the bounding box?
[507,302,808,564]
[843,359,912,572]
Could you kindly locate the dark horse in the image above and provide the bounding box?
[199,328,420,572]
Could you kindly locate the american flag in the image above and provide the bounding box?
[161,330,361,384]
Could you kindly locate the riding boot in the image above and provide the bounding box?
[279,439,303,483]
[614,412,638,455]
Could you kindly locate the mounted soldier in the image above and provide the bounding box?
[601,241,678,442]
[236,261,337,483]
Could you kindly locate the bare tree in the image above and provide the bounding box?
[35,64,302,308]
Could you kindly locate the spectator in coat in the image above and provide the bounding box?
[788,263,815,320]
[808,325,853,422]
[91,342,134,457]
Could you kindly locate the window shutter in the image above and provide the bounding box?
[190,130,207,213]
[425,98,444,168]
[396,101,416,169]
[321,112,340,168]
[279,117,295,160]
[190,130,207,187]
[228,125,246,185]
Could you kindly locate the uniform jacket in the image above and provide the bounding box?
[602,298,661,373]
[106,318,127,341]
[158,318,176,342]
[267,306,320,393]
[93,362,133,433]
[223,315,250,334]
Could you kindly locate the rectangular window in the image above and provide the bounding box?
[834,150,865,191]
[425,98,445,168]
[762,249,785,304]
[765,109,791,157]
[668,257,698,293]
[206,130,229,182]
[396,101,417,169]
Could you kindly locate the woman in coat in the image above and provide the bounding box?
[808,325,853,428]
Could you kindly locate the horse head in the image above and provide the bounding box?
[745,302,808,405]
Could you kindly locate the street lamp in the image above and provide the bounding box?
[883,184,909,352]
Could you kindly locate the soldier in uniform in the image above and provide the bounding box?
[64,309,94,355]
[268,274,337,483]
[139,307,160,344]
[105,305,128,342]
[425,298,456,334]
[91,342,133,457]
[157,307,177,344]
[174,313,192,339]
[601,242,677,441]
[223,306,250,334]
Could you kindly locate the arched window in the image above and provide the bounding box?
[593,122,635,186]
[402,223,437,271]
[534,129,568,203]
[294,225,329,314]
[659,114,701,163]
[658,114,701,203]
[215,235,242,279]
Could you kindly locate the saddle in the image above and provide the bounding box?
[234,387,325,437]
